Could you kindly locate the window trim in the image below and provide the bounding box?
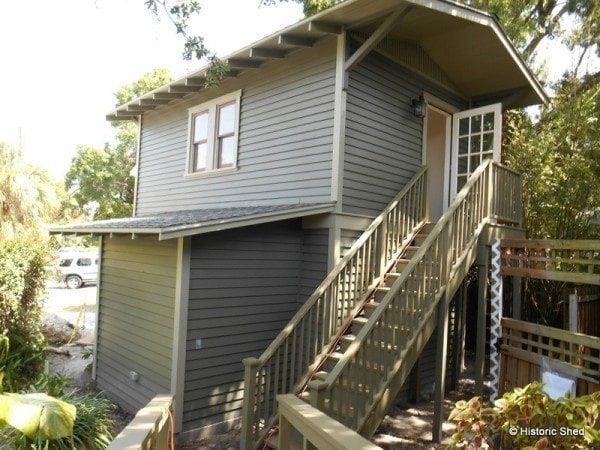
[185,90,242,177]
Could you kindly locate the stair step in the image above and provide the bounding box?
[322,351,345,371]
[413,233,429,246]
[373,287,390,302]
[384,272,401,286]
[395,259,410,272]
[352,316,369,334]
[313,370,329,381]
[339,334,356,351]
[404,246,420,258]
[421,222,436,233]
[362,301,380,318]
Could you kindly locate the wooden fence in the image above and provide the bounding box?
[500,239,600,285]
[500,318,600,396]
[107,394,173,450]
[563,286,600,338]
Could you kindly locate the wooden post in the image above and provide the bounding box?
[241,357,260,450]
[433,291,450,443]
[375,220,388,278]
[569,291,578,365]
[279,413,293,450]
[475,244,489,396]
[450,283,466,390]
[309,379,327,410]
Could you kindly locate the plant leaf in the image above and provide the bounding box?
[0,392,76,439]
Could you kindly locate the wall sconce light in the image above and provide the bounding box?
[411,96,426,118]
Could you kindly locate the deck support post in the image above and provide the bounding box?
[241,357,260,450]
[433,290,450,443]
[475,244,490,396]
[450,282,467,390]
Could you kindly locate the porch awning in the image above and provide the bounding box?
[48,203,335,240]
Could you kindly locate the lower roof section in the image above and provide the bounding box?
[48,203,335,240]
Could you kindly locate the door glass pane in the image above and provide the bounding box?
[457,156,467,174]
[194,142,207,171]
[457,175,467,191]
[483,112,495,131]
[482,132,494,152]
[470,154,481,171]
[218,102,236,135]
[470,135,481,153]
[194,111,208,141]
[471,114,482,133]
[458,137,469,155]
[459,117,469,135]
[218,136,236,168]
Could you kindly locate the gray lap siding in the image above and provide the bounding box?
[342,45,465,216]
[183,220,328,431]
[95,236,177,412]
[135,37,336,215]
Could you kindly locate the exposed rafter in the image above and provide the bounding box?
[185,77,206,86]
[344,5,412,72]
[227,58,263,69]
[153,92,187,100]
[278,34,315,47]
[308,21,343,34]
[127,105,152,111]
[169,85,201,93]
[139,98,171,106]
[249,47,287,59]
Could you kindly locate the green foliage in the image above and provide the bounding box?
[0,392,76,440]
[0,239,49,391]
[447,382,600,449]
[503,74,600,240]
[0,142,59,240]
[64,68,172,221]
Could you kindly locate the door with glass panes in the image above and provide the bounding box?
[450,103,502,198]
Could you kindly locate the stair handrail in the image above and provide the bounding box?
[241,166,428,449]
[318,159,502,429]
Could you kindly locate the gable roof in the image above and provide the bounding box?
[48,203,335,240]
[107,0,548,121]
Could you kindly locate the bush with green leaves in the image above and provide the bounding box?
[0,238,50,391]
[447,382,600,449]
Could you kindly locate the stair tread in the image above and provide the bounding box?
[340,334,356,343]
[353,316,369,324]
[314,370,329,380]
[363,301,380,309]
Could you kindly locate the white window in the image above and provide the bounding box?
[187,90,241,175]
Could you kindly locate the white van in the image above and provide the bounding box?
[56,252,99,289]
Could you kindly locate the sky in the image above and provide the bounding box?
[0,0,304,179]
[0,1,596,180]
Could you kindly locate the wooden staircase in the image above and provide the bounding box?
[241,160,523,449]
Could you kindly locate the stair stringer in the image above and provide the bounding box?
[358,226,484,437]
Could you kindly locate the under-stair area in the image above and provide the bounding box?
[241,160,524,450]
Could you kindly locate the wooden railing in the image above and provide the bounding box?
[500,318,600,395]
[277,394,382,450]
[107,394,173,450]
[312,160,522,435]
[241,167,428,449]
[501,239,600,285]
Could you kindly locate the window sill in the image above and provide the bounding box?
[183,166,238,179]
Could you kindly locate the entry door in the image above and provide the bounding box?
[450,103,502,198]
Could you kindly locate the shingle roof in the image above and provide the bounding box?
[48,203,335,240]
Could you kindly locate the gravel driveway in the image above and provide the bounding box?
[42,281,97,339]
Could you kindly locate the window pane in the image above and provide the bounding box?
[218,136,236,168]
[470,135,481,154]
[218,102,236,135]
[482,132,494,152]
[194,111,208,141]
[194,142,207,171]
[470,154,481,171]
[471,114,482,133]
[457,175,467,191]
[458,137,469,155]
[459,117,469,136]
[457,156,467,174]
[59,259,72,267]
[77,258,91,266]
[483,112,495,131]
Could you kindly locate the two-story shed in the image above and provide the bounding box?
[51,0,547,444]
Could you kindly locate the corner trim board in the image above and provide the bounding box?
[91,236,103,381]
[171,236,191,432]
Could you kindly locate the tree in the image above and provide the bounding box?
[0,142,58,240]
[64,68,172,220]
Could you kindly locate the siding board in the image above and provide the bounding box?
[96,236,177,413]
[182,220,328,432]
[136,39,336,215]
[343,45,465,216]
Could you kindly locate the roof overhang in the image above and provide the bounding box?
[48,203,335,240]
[107,0,548,121]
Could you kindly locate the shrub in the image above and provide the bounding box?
[0,238,50,390]
[447,382,600,449]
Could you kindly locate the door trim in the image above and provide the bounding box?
[421,93,457,213]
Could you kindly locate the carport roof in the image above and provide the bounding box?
[48,203,335,240]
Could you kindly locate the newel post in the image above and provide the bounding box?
[241,357,260,450]
[309,379,328,410]
[375,219,388,278]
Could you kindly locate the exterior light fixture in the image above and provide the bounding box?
[412,96,426,118]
